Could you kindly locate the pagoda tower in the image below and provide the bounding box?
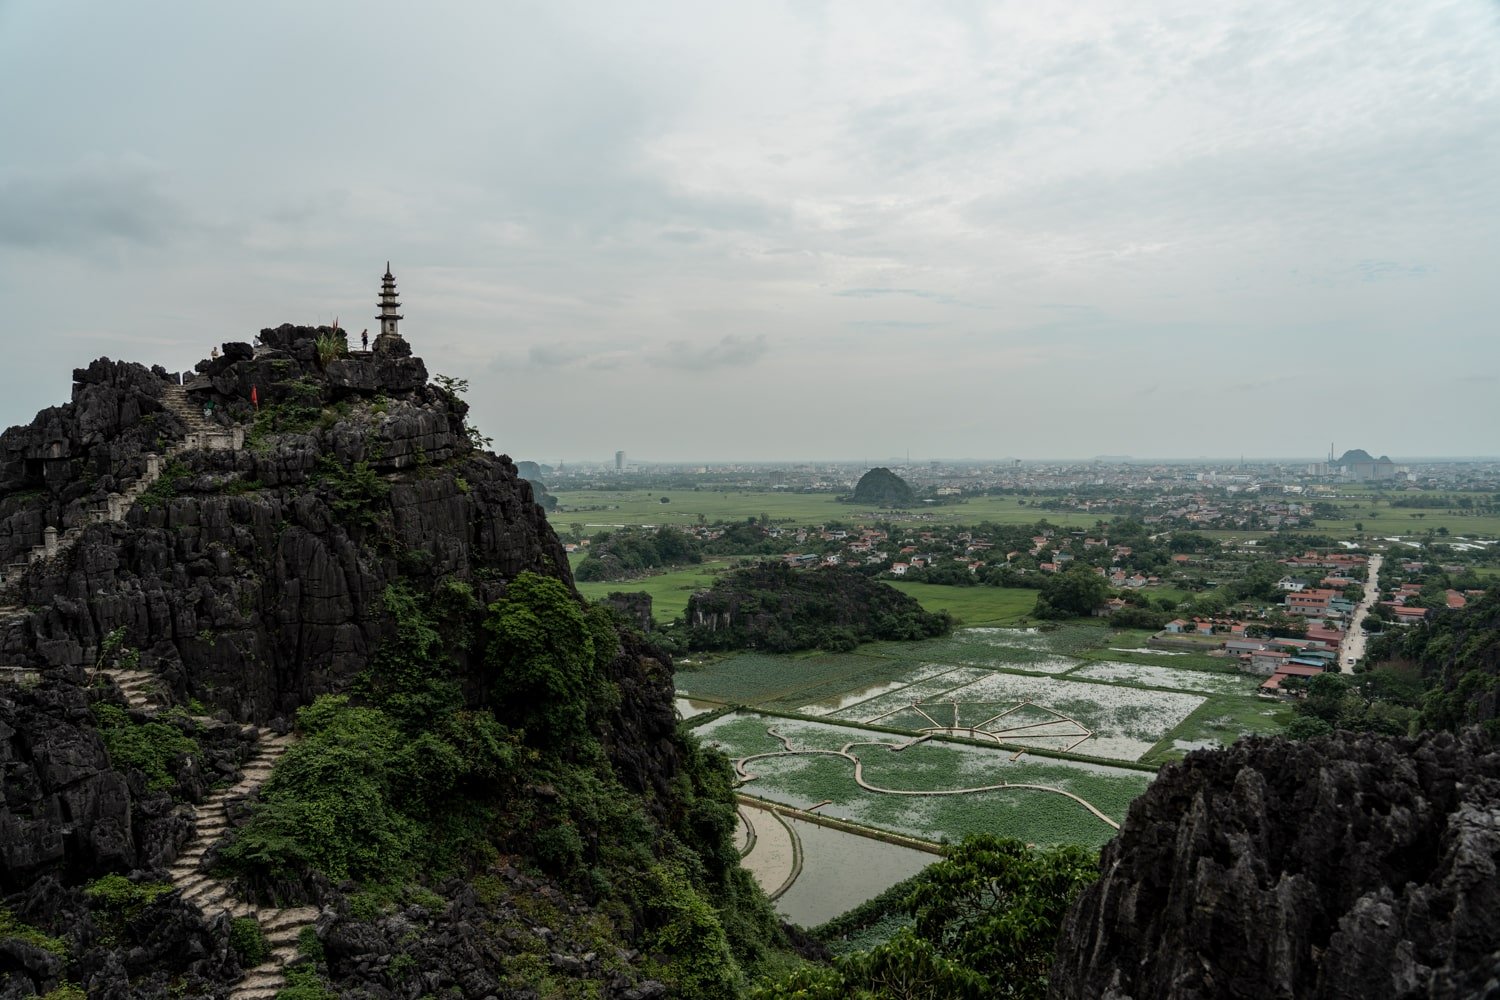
[376,262,404,342]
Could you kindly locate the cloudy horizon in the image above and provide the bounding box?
[2,1,1498,462]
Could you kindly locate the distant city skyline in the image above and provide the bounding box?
[2,2,1498,460]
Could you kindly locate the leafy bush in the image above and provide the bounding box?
[91,703,199,792]
[0,907,67,957]
[136,460,188,510]
[97,626,140,670]
[637,863,741,1000]
[484,572,619,747]
[314,331,347,366]
[39,985,86,1000]
[230,916,269,967]
[219,697,421,884]
[84,875,173,944]
[315,456,390,530]
[277,965,338,1000]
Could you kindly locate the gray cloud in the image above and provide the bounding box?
[0,1,1496,460]
[0,160,190,252]
[654,334,769,371]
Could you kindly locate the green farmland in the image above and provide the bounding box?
[550,489,1103,531]
[573,558,739,622]
[574,561,1043,627]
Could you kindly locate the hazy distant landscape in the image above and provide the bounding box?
[3,1,1498,997]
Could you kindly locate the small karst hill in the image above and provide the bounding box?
[848,466,914,506]
[0,317,788,998]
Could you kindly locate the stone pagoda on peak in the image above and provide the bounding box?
[374,262,408,356]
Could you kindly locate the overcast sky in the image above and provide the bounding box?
[2,1,1498,462]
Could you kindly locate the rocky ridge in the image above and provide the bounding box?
[2,323,754,997]
[1049,729,1500,1000]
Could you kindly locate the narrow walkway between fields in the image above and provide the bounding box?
[734,726,1120,831]
[736,801,801,899]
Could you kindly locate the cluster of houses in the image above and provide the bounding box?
[1034,491,1321,530]
[1153,616,1348,695]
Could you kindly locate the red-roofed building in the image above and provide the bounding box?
[1287,590,1337,616]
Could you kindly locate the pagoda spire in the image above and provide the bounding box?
[377,263,403,340]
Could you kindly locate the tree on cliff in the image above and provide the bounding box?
[848,467,915,506]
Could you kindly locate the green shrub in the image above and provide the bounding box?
[296,925,325,962]
[277,965,338,1000]
[84,875,173,944]
[637,863,742,1000]
[484,573,619,747]
[39,985,86,1000]
[314,332,347,366]
[137,460,189,510]
[91,703,199,792]
[0,907,67,957]
[315,456,389,529]
[219,697,420,884]
[230,916,269,967]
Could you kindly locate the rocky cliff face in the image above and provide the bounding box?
[0,325,727,997]
[2,325,568,721]
[1050,730,1500,1000]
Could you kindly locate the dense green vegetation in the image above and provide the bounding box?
[1032,566,1110,619]
[90,702,199,793]
[1355,589,1500,737]
[0,907,68,958]
[219,574,787,996]
[575,525,703,582]
[753,835,1098,1000]
[680,564,952,653]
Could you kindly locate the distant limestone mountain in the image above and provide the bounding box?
[1335,448,1391,465]
[1333,449,1397,481]
[849,466,914,506]
[515,461,557,510]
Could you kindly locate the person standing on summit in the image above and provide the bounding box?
[361,329,369,351]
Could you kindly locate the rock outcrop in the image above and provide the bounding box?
[847,466,913,507]
[0,324,744,998]
[1,326,568,722]
[1050,729,1500,1000]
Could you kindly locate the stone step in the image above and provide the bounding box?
[183,883,226,906]
[177,872,213,892]
[231,986,283,1000]
[234,970,284,990]
[265,926,307,947]
[262,906,319,929]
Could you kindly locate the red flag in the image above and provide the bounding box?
[251,385,259,409]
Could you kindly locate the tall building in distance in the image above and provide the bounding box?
[615,450,625,472]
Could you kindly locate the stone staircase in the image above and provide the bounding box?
[94,661,318,998]
[0,383,244,601]
[4,383,314,994]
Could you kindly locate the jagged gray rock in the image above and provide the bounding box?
[1049,729,1500,1000]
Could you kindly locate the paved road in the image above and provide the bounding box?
[1340,553,1383,673]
